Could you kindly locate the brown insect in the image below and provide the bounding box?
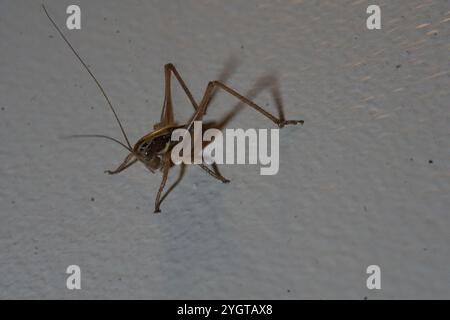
[43,5,304,213]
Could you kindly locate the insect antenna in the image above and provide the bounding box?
[42,4,132,150]
[61,134,132,152]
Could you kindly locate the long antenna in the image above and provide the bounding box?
[61,134,132,152]
[42,4,132,149]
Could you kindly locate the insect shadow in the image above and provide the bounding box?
[43,5,304,213]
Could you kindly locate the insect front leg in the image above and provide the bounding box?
[105,153,137,175]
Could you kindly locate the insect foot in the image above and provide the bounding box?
[278,119,304,128]
[104,169,120,175]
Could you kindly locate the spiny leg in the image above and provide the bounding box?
[195,81,304,128]
[204,56,239,114]
[185,81,217,131]
[105,153,137,175]
[202,76,284,132]
[154,154,171,213]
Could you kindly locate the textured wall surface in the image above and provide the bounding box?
[0,0,449,299]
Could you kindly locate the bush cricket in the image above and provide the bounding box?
[43,5,304,213]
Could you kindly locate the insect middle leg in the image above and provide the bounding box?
[154,154,172,213]
[212,163,229,183]
[158,163,187,206]
[198,163,230,183]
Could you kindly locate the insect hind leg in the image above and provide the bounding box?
[198,81,304,128]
